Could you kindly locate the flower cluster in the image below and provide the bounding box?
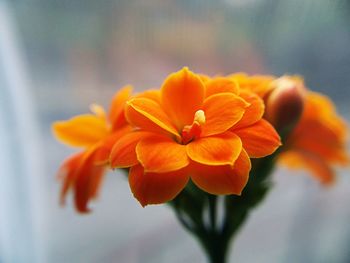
[53,68,348,212]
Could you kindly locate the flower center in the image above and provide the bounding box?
[181,110,206,144]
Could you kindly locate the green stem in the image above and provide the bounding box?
[204,232,229,263]
[169,153,278,263]
[206,195,228,263]
[208,195,217,231]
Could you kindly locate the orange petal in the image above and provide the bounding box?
[289,119,349,165]
[129,164,189,206]
[190,149,250,195]
[161,67,205,129]
[231,149,252,188]
[302,94,347,141]
[73,154,106,213]
[234,90,265,129]
[279,151,334,185]
[52,114,109,147]
[126,98,180,139]
[289,137,349,166]
[110,131,152,168]
[201,93,249,137]
[58,151,106,213]
[136,135,189,173]
[136,89,161,104]
[205,77,239,98]
[186,132,242,166]
[229,73,275,98]
[57,152,85,205]
[304,91,336,119]
[291,119,341,142]
[234,119,281,158]
[93,125,132,165]
[198,73,211,82]
[109,85,132,130]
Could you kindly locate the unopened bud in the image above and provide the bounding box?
[265,76,305,134]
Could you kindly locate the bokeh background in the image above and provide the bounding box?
[1,0,350,262]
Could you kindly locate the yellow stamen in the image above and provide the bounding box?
[194,110,206,125]
[181,110,206,144]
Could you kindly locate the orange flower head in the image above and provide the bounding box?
[110,68,281,206]
[52,86,132,212]
[278,79,349,185]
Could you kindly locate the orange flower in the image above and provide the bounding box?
[275,78,349,184]
[52,86,132,212]
[110,68,281,206]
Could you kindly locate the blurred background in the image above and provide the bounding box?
[0,0,349,262]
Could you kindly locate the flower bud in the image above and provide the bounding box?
[265,76,305,134]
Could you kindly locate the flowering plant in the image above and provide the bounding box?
[53,68,348,263]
